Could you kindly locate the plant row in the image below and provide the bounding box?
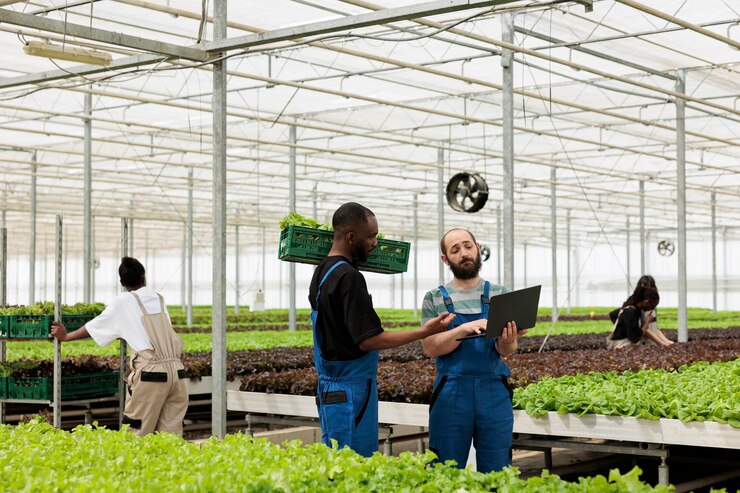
[237,339,739,410]
[513,360,739,426]
[0,419,670,492]
[5,331,738,380]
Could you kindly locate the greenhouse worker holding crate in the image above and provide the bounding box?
[309,202,455,457]
[421,228,527,473]
[51,257,188,437]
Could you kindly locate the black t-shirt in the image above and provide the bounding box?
[612,306,643,343]
[308,256,383,361]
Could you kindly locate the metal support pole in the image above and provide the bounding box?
[523,243,527,287]
[390,274,396,309]
[29,152,37,304]
[676,71,688,342]
[566,210,571,314]
[0,226,4,423]
[187,168,193,326]
[640,181,645,275]
[119,218,129,429]
[289,125,297,332]
[497,205,502,285]
[212,0,228,438]
[181,222,186,312]
[53,215,62,428]
[83,92,93,303]
[235,224,240,315]
[261,227,266,294]
[574,247,580,306]
[312,182,318,221]
[91,219,96,302]
[400,260,405,310]
[550,168,557,323]
[502,13,515,290]
[437,148,445,285]
[626,216,631,292]
[0,227,6,305]
[658,456,669,486]
[711,193,717,313]
[413,195,419,319]
[128,217,134,257]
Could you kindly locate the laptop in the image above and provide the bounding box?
[456,285,542,340]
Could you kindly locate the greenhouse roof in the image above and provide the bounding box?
[0,0,738,253]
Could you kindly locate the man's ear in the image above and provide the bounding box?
[440,255,449,266]
[345,231,355,245]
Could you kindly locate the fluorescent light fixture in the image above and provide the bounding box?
[23,41,112,66]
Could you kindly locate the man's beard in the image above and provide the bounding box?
[353,242,370,263]
[448,253,482,280]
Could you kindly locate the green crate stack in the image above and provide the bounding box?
[8,315,53,338]
[358,238,411,274]
[278,225,333,265]
[6,314,94,339]
[0,376,7,399]
[278,225,410,274]
[8,371,120,401]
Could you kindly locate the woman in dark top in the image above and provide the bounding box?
[609,276,673,348]
[634,276,674,347]
[607,286,665,349]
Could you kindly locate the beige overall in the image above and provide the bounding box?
[122,292,189,436]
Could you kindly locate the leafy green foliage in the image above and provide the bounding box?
[0,302,105,316]
[278,212,387,239]
[279,211,333,231]
[0,419,669,492]
[513,360,740,427]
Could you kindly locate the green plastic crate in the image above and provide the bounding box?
[8,371,120,401]
[8,315,53,338]
[278,225,410,274]
[0,376,7,399]
[62,314,96,332]
[6,314,94,339]
[0,315,9,338]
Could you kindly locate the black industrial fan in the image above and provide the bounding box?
[480,244,491,261]
[446,172,489,213]
[657,240,675,257]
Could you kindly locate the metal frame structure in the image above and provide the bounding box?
[0,0,737,433]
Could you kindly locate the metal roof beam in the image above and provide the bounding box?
[615,0,740,51]
[0,8,209,61]
[203,0,524,53]
[514,26,676,80]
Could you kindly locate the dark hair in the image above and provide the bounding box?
[119,257,146,289]
[637,275,656,289]
[332,202,374,237]
[623,285,659,309]
[440,228,478,256]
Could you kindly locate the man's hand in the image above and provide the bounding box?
[50,321,68,342]
[457,318,487,337]
[499,321,526,343]
[496,321,526,357]
[421,312,456,336]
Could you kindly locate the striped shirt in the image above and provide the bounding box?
[421,279,510,324]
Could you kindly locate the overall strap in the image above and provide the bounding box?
[130,291,148,315]
[481,281,491,318]
[157,293,165,314]
[438,285,455,314]
[316,261,348,305]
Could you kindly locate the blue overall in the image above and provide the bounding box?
[311,261,379,457]
[428,281,514,473]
